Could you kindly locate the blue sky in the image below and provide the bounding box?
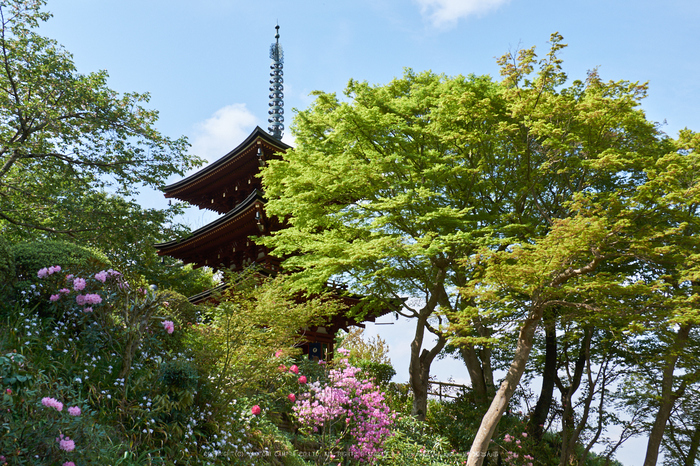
[37,1,699,463]
[40,0,700,173]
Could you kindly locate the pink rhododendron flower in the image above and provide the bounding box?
[48,265,61,274]
[162,320,175,334]
[37,268,48,278]
[275,350,283,357]
[68,406,81,416]
[59,288,70,294]
[84,293,102,305]
[289,364,299,374]
[73,277,86,291]
[64,462,76,466]
[41,397,63,411]
[522,432,528,437]
[84,307,93,313]
[298,375,307,384]
[251,405,261,415]
[278,364,287,372]
[56,434,75,452]
[75,295,86,306]
[94,270,108,283]
[50,294,61,302]
[288,393,296,402]
[292,357,394,461]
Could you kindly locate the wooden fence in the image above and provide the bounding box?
[427,380,468,402]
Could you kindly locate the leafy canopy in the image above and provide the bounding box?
[0,0,203,238]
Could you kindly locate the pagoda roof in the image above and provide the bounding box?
[154,189,265,261]
[163,126,291,204]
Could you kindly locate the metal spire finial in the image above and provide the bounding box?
[268,24,284,140]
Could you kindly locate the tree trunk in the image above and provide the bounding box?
[409,312,447,420]
[460,343,489,405]
[467,305,543,466]
[456,316,495,405]
[643,324,691,466]
[528,316,557,440]
[558,327,592,466]
[685,425,700,466]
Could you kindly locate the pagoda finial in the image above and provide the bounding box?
[268,24,284,140]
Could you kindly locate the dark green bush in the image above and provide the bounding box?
[164,291,201,325]
[356,359,396,386]
[10,240,112,312]
[12,240,110,280]
[158,360,199,391]
[0,236,15,294]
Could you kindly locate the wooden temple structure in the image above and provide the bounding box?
[155,26,390,360]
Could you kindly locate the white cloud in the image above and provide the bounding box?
[415,0,510,28]
[189,104,258,163]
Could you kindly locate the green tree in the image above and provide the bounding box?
[260,31,700,466]
[261,69,505,420]
[454,35,668,464]
[0,1,202,245]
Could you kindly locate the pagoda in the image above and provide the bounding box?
[155,26,388,360]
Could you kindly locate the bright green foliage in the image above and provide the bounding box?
[336,328,396,385]
[261,70,499,297]
[195,273,342,402]
[336,327,392,364]
[375,415,466,465]
[0,1,203,262]
[261,32,700,463]
[261,68,507,418]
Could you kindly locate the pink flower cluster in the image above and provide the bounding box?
[37,265,61,278]
[56,434,75,452]
[68,406,81,416]
[41,397,63,411]
[293,353,394,461]
[75,294,102,306]
[502,432,533,466]
[162,320,175,334]
[73,277,86,291]
[40,267,120,311]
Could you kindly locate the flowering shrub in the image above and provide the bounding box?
[2,264,349,464]
[42,396,64,411]
[500,432,534,466]
[293,349,395,463]
[162,320,175,334]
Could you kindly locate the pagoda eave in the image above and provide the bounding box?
[155,189,279,271]
[163,127,291,213]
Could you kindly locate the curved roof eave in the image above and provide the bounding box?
[163,126,291,194]
[154,189,265,251]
